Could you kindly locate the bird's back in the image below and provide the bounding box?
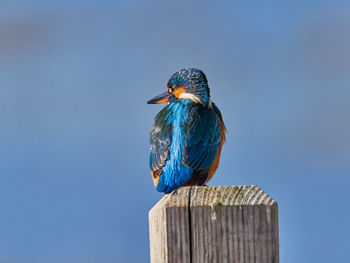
[150,100,225,193]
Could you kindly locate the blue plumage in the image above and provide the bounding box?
[155,101,193,193]
[148,68,226,194]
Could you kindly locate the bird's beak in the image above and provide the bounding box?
[147,91,170,104]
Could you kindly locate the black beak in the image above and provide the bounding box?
[147,91,170,104]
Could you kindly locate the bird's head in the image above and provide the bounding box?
[147,68,210,105]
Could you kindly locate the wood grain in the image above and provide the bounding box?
[149,185,279,263]
[149,187,192,263]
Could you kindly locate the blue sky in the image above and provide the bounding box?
[0,1,349,262]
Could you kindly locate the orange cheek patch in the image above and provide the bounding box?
[173,87,186,98]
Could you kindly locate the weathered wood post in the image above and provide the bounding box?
[149,185,278,263]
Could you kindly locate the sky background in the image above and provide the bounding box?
[0,0,349,262]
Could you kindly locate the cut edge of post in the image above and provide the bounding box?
[190,185,277,207]
[149,185,277,215]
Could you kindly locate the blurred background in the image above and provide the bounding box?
[0,0,349,262]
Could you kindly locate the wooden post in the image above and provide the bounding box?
[149,185,279,263]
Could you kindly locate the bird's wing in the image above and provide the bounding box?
[149,106,172,175]
[182,104,222,170]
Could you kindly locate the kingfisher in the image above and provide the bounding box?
[147,68,226,194]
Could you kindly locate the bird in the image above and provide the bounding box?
[147,68,226,194]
